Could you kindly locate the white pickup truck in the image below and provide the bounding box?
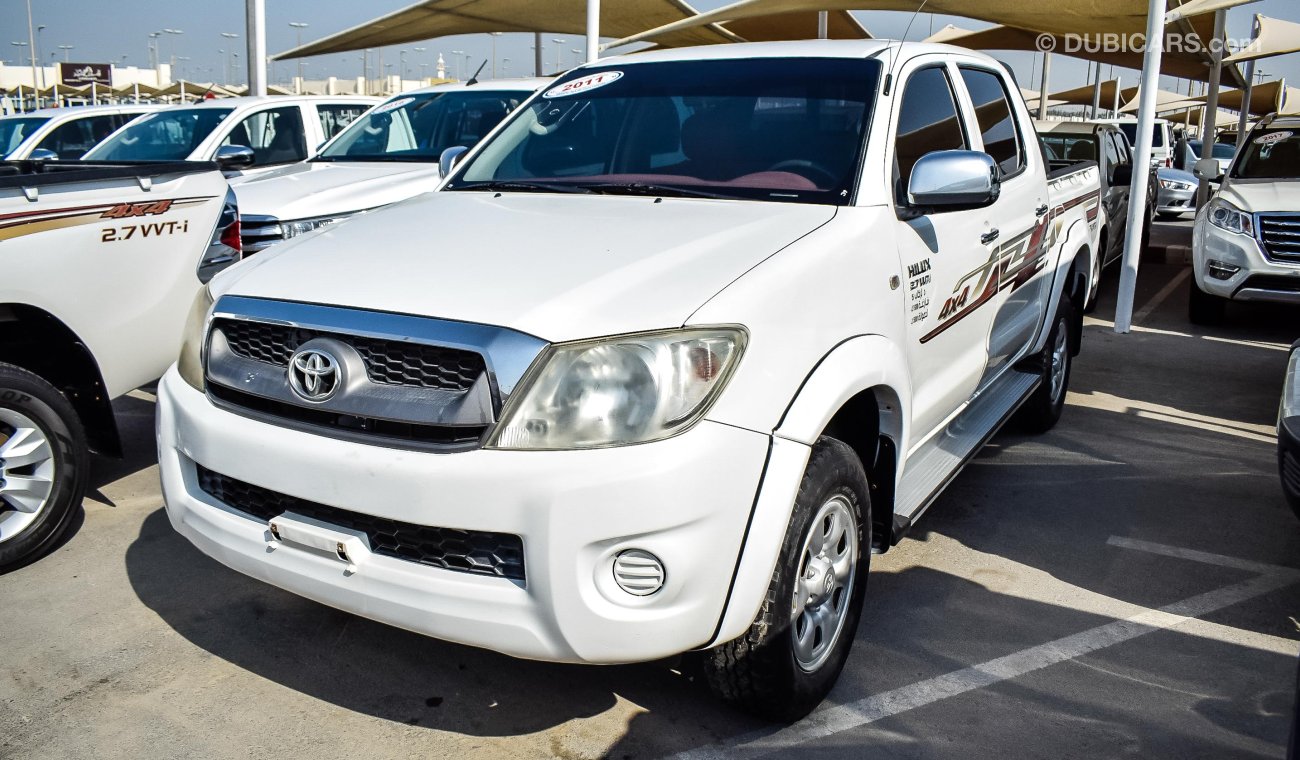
[1,158,240,570]
[232,80,546,253]
[1190,115,1300,324]
[158,41,1101,720]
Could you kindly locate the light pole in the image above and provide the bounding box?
[10,41,28,70]
[552,38,565,74]
[57,44,72,62]
[490,31,502,78]
[35,24,45,88]
[571,48,582,68]
[451,49,465,80]
[220,33,238,85]
[288,22,308,89]
[399,49,408,80]
[147,32,160,70]
[163,28,183,69]
[501,57,510,76]
[175,55,190,80]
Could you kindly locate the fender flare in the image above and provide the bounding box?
[1033,215,1094,356]
[708,335,912,647]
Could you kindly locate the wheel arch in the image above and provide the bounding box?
[0,303,121,457]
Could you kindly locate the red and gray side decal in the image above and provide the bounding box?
[0,196,214,243]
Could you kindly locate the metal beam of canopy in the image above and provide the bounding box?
[924,20,1246,86]
[723,9,870,41]
[1225,13,1300,63]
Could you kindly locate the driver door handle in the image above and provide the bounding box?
[981,229,1001,245]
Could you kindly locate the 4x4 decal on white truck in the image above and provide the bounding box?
[0,197,213,243]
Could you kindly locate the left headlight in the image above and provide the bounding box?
[1159,178,1194,191]
[281,212,356,239]
[487,327,747,450]
[1207,198,1254,237]
[177,285,214,391]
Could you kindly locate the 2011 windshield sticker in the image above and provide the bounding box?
[1255,131,1293,145]
[372,97,415,114]
[543,71,623,99]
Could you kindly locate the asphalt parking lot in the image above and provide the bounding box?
[3,220,1298,760]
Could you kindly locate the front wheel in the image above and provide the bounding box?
[0,362,88,572]
[1015,296,1076,433]
[703,437,870,722]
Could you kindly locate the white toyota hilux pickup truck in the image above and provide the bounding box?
[1189,115,1300,324]
[158,41,1101,720]
[1,158,240,570]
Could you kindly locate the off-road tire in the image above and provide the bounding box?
[0,362,88,572]
[1016,295,1076,433]
[703,437,870,722]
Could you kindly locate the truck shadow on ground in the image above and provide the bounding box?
[123,505,1293,758]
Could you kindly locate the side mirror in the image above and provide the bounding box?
[1193,157,1219,181]
[1112,164,1134,186]
[439,145,469,177]
[28,148,59,162]
[216,144,256,171]
[907,150,1000,214]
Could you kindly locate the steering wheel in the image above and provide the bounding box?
[765,159,838,188]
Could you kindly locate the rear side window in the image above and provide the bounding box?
[959,67,1024,176]
[895,66,967,200]
[37,114,119,159]
[317,103,369,140]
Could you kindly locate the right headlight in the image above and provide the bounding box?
[1283,347,1300,421]
[487,327,746,450]
[1207,198,1254,237]
[177,285,214,391]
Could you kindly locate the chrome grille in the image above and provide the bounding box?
[240,214,285,254]
[214,318,486,392]
[196,465,526,581]
[1257,215,1300,265]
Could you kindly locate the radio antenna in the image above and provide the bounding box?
[885,0,931,95]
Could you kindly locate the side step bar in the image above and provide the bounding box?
[891,369,1040,543]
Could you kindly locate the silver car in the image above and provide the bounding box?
[1156,167,1197,219]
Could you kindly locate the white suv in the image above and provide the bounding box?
[1189,115,1300,324]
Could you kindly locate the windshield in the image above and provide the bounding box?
[1189,141,1236,159]
[86,108,233,161]
[1231,129,1300,180]
[1119,122,1166,148]
[318,90,526,162]
[0,117,50,156]
[447,58,881,205]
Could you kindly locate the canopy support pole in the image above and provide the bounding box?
[1236,60,1255,148]
[1115,0,1167,334]
[818,11,829,39]
[1090,63,1103,119]
[246,0,267,96]
[1037,52,1052,119]
[535,33,544,77]
[1195,9,1226,210]
[1113,75,1122,117]
[586,0,600,62]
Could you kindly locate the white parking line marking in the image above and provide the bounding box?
[1066,390,1277,443]
[1083,317,1291,352]
[670,541,1300,760]
[1133,268,1191,325]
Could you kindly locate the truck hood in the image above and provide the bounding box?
[1219,179,1300,213]
[218,191,836,342]
[230,160,441,221]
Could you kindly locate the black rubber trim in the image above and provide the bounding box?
[702,438,775,649]
[0,160,216,190]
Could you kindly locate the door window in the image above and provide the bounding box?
[894,66,967,202]
[36,114,119,159]
[958,67,1024,176]
[221,106,307,166]
[317,103,369,141]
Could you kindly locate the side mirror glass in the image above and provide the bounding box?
[907,150,1001,213]
[1112,164,1134,186]
[439,146,469,177]
[216,144,256,171]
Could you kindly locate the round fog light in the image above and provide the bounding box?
[613,549,665,596]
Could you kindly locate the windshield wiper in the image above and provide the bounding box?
[578,182,731,199]
[451,180,595,194]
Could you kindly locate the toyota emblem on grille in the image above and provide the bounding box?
[288,348,340,401]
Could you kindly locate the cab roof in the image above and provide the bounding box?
[594,39,999,67]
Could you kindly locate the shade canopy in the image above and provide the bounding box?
[1142,79,1287,115]
[1226,14,1300,63]
[1042,79,1130,108]
[155,81,238,98]
[1160,105,1241,126]
[271,0,870,60]
[1119,86,1207,113]
[924,18,1242,85]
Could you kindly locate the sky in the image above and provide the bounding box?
[2,0,1298,97]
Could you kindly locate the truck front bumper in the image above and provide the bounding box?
[1194,214,1300,303]
[156,367,786,664]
